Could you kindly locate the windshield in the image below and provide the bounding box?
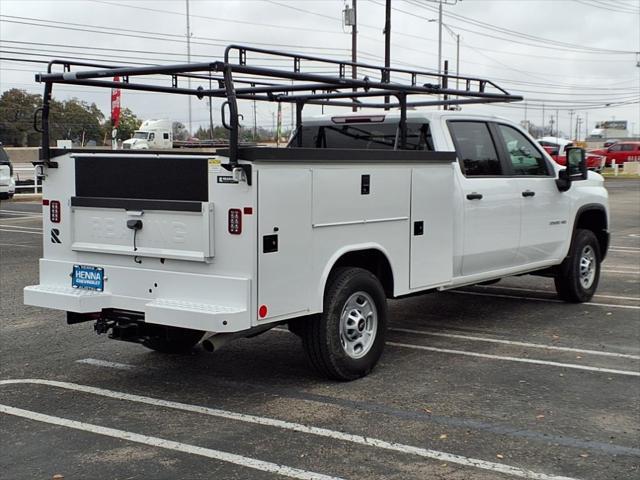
[288,123,433,150]
[133,131,149,139]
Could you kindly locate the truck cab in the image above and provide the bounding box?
[122,119,173,150]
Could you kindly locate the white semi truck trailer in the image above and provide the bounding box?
[122,119,173,150]
[25,47,609,380]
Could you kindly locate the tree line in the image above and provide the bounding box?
[0,88,143,147]
[0,88,290,147]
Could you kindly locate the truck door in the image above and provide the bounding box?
[258,168,312,320]
[448,121,521,276]
[493,123,571,264]
[409,166,453,288]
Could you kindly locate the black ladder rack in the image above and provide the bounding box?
[35,44,523,165]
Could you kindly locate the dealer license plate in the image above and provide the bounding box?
[72,265,104,291]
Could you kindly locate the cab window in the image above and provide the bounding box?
[497,124,549,176]
[448,121,502,176]
[608,144,622,152]
[621,144,635,152]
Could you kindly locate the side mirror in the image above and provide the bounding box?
[556,147,587,192]
[566,147,588,180]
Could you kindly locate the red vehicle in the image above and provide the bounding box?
[540,145,605,172]
[590,141,640,166]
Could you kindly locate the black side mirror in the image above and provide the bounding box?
[556,147,587,192]
[566,147,588,180]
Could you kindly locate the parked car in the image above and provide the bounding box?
[589,141,640,166]
[537,137,605,172]
[0,144,16,201]
[537,136,573,155]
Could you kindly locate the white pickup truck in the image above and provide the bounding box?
[25,49,609,380]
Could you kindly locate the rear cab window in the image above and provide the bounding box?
[448,121,502,176]
[288,122,434,151]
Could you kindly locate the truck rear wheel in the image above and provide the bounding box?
[554,229,601,303]
[300,267,387,381]
[142,325,204,354]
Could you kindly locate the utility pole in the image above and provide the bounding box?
[185,0,192,135]
[585,112,589,140]
[253,97,257,141]
[542,103,545,135]
[437,0,443,109]
[344,1,358,112]
[569,110,574,141]
[384,0,391,110]
[352,0,358,112]
[556,109,559,138]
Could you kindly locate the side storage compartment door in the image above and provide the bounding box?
[410,166,454,288]
[258,168,312,320]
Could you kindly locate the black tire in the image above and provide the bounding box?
[142,325,204,354]
[300,267,388,381]
[554,229,601,303]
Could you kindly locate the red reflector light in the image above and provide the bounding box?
[258,305,268,318]
[243,207,253,215]
[42,199,50,206]
[228,208,242,234]
[50,200,61,223]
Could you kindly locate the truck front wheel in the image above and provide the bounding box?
[300,267,387,381]
[554,229,601,303]
[142,325,204,354]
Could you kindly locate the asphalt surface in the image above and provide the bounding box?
[1,179,639,480]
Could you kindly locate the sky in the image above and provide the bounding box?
[1,0,639,139]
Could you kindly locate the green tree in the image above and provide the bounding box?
[173,121,190,141]
[49,98,105,145]
[102,107,142,142]
[0,88,42,146]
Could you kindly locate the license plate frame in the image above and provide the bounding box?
[72,264,104,291]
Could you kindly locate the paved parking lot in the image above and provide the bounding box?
[1,179,638,480]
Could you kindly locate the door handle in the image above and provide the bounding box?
[522,190,536,197]
[466,192,483,200]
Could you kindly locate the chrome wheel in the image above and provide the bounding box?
[339,291,378,359]
[579,245,597,289]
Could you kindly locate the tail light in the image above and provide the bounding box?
[50,200,61,223]
[228,208,242,234]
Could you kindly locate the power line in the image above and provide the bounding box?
[574,0,640,15]
[401,0,636,54]
[88,0,344,36]
[0,15,349,54]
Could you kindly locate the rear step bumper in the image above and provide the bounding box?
[24,259,252,332]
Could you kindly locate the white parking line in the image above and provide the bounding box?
[0,228,43,235]
[449,290,640,310]
[0,379,580,480]
[0,243,38,248]
[474,285,640,302]
[603,270,640,275]
[610,245,640,250]
[77,358,136,370]
[387,342,640,377]
[0,404,342,480]
[0,210,41,217]
[390,328,640,360]
[0,224,43,231]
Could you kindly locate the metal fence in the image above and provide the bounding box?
[14,166,40,195]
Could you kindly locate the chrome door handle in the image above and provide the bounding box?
[522,190,535,198]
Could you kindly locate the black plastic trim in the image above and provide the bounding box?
[71,197,202,212]
[217,147,456,163]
